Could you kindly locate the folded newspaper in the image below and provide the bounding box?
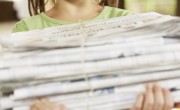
[0,12,180,110]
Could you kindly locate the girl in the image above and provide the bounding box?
[12,0,179,110]
[12,0,132,32]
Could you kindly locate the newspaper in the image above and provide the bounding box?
[0,79,180,109]
[0,13,174,50]
[0,12,180,110]
[0,51,180,83]
[11,90,180,110]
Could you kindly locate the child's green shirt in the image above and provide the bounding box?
[12,6,133,33]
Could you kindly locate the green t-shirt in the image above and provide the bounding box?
[12,6,133,33]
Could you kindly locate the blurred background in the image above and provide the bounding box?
[0,0,180,34]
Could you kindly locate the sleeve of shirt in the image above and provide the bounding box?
[12,20,29,33]
[111,8,135,17]
[120,9,135,16]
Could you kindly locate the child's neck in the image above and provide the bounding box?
[46,0,104,22]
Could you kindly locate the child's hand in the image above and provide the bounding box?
[30,98,69,110]
[130,83,174,110]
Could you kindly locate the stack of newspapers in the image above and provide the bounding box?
[1,12,180,110]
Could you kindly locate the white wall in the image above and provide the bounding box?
[13,0,30,19]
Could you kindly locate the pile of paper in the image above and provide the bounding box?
[0,12,180,110]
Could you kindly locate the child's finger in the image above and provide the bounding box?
[31,99,51,110]
[40,99,54,110]
[40,98,52,108]
[50,103,68,110]
[30,104,38,110]
[130,93,144,110]
[143,84,154,110]
[30,107,38,110]
[153,83,164,110]
[32,100,42,109]
[163,88,174,110]
[40,98,49,102]
[30,100,41,110]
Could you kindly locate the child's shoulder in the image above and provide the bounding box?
[12,14,44,33]
[104,6,134,17]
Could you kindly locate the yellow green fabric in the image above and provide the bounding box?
[12,6,133,33]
